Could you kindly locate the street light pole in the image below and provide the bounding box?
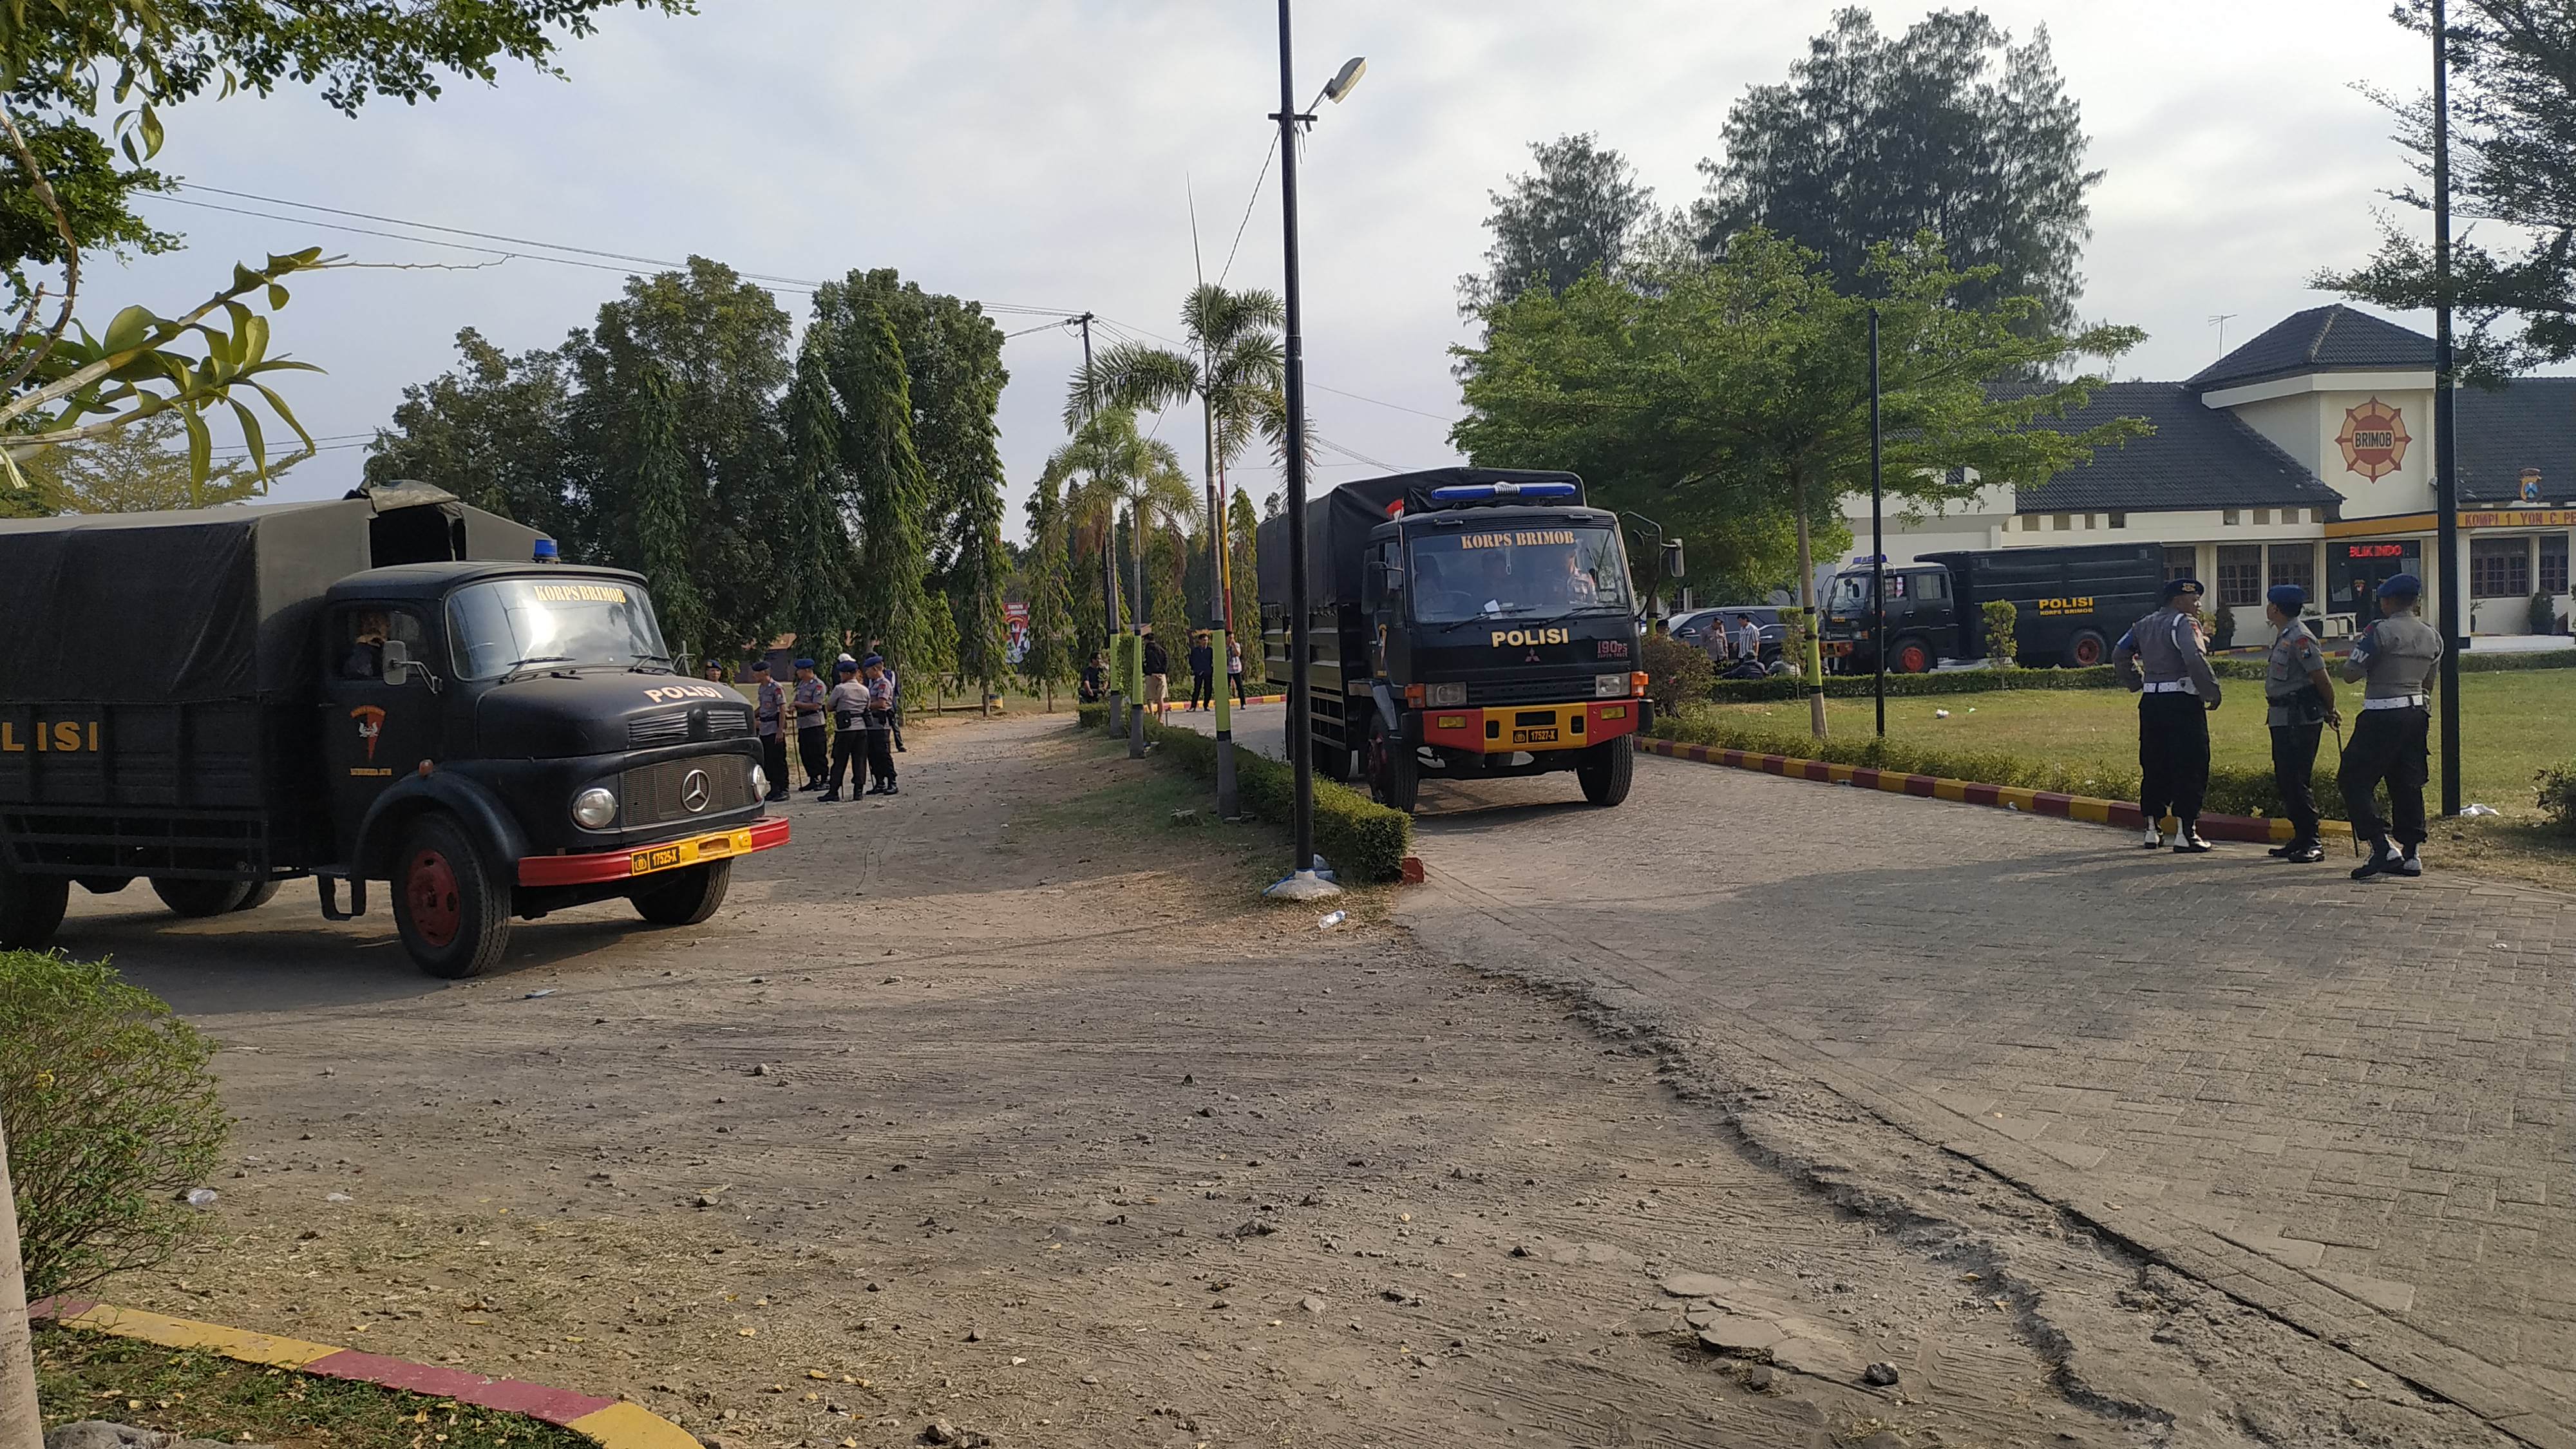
[1870,305,1886,740]
[2430,0,2464,816]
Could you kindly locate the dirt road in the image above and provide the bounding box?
[72,712,2148,1449]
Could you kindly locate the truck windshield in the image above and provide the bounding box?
[1407,523,1631,625]
[446,577,669,680]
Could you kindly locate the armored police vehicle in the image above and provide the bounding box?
[0,484,787,978]
[1820,543,2166,672]
[1258,468,1653,812]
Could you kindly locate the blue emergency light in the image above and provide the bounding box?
[1426,481,1579,503]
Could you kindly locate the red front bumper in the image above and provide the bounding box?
[518,815,791,888]
[1419,699,1644,755]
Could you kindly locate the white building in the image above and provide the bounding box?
[1844,305,2575,639]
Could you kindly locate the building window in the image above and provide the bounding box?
[2266,544,2313,597]
[2083,514,2096,529]
[2164,546,2198,582]
[2253,508,2272,526]
[2052,514,2071,531]
[2217,545,2264,606]
[2223,509,2241,526]
[2544,533,2570,596]
[2471,537,2533,599]
[2109,513,2128,529]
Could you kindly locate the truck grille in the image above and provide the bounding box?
[1468,677,1594,706]
[629,706,753,748]
[621,756,754,828]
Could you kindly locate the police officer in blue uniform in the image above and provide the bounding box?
[2260,583,2339,863]
[2340,573,2444,880]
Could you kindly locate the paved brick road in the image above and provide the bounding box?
[1378,744,2575,1441]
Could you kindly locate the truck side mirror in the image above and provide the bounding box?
[381,638,414,687]
[1662,540,1686,580]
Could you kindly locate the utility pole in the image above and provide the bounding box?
[1128,490,1149,759]
[1079,313,1126,736]
[1265,0,1331,897]
[2431,0,2464,815]
[1870,305,1887,739]
[3,1122,41,1449]
[1203,334,1240,816]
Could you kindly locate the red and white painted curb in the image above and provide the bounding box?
[33,1298,697,1449]
[1633,735,2350,846]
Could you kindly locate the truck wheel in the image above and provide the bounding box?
[1367,719,1421,814]
[1577,739,1635,806]
[153,878,254,917]
[232,879,284,913]
[393,814,512,980]
[2065,629,2110,668]
[1891,636,1935,674]
[632,861,732,926]
[74,875,132,895]
[0,860,68,951]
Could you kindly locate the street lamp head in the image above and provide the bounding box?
[1323,55,1367,102]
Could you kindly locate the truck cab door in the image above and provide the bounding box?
[320,603,443,857]
[1363,541,1403,679]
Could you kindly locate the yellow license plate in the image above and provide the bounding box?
[628,828,750,878]
[1513,727,1559,744]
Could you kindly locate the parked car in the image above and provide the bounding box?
[1675,605,1786,665]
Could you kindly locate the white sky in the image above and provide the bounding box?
[101,1,2483,540]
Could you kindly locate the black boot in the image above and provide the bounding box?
[2284,842,2325,864]
[2351,840,2401,880]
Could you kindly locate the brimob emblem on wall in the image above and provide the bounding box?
[2337,399,2411,481]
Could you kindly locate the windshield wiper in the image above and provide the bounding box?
[500,654,576,681]
[629,651,676,674]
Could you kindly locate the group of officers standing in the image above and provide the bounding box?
[744,652,903,802]
[2112,571,2444,880]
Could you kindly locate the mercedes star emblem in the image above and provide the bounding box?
[680,768,711,813]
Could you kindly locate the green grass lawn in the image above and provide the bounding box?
[1701,668,2574,818]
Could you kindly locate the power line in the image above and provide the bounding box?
[1217,133,1279,289]
[1309,381,1455,424]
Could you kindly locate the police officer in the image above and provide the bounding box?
[2112,577,2222,852]
[750,658,789,803]
[790,658,829,791]
[819,658,869,802]
[2260,583,2340,863]
[2340,573,2444,880]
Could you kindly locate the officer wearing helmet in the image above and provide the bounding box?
[2340,573,2444,879]
[2113,576,2222,852]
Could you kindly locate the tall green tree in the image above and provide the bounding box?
[2319,0,2576,375]
[1459,133,1667,310]
[1045,407,1192,649]
[11,408,279,512]
[365,327,579,538]
[839,300,949,677]
[1019,473,1077,707]
[1454,231,2146,739]
[778,328,855,663]
[1067,283,1285,632]
[1694,8,2098,332]
[630,361,705,661]
[1226,487,1263,685]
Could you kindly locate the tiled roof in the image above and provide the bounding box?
[2012,382,2344,515]
[2456,377,2576,504]
[2187,305,2436,392]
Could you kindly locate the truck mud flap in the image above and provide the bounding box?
[317,873,368,921]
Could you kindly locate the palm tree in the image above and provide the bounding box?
[1065,285,1287,634]
[1042,409,1195,714]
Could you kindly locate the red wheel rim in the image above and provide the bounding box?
[1899,644,1929,672]
[404,848,461,949]
[2075,638,2104,665]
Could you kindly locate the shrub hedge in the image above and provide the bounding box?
[2539,761,2576,837]
[1072,708,1412,882]
[1705,642,2576,702]
[1651,708,2342,822]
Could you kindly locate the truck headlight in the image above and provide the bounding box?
[749,761,768,799]
[571,785,618,829]
[1595,673,1629,698]
[1425,682,1468,708]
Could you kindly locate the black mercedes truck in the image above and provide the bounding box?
[0,484,788,978]
[1258,468,1650,813]
[1820,543,2165,672]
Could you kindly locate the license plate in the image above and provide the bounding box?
[627,828,750,878]
[1513,727,1559,744]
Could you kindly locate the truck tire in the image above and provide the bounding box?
[74,875,132,895]
[0,860,68,951]
[1573,739,1633,806]
[232,879,284,913]
[1367,718,1420,814]
[632,861,732,926]
[153,878,254,917]
[1890,635,1936,674]
[393,813,513,980]
[2064,628,2110,668]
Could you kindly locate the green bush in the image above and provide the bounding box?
[1639,633,1712,716]
[2531,592,2560,638]
[1651,708,2340,821]
[2,951,228,1298]
[1981,599,2020,667]
[2539,762,2576,836]
[1075,705,1413,881]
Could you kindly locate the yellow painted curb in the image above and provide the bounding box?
[54,1302,339,1370]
